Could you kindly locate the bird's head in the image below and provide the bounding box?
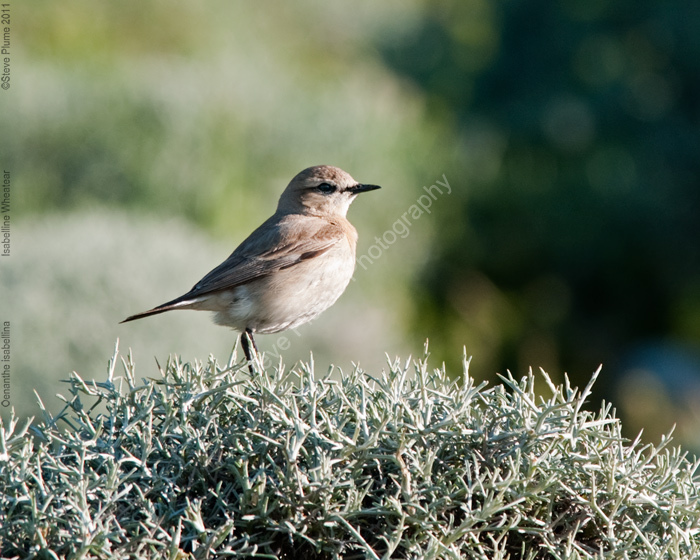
[277,165,381,218]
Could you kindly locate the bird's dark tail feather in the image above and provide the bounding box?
[120,296,191,324]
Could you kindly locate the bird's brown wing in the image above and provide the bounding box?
[120,215,345,323]
[183,215,344,299]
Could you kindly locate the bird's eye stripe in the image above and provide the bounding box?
[316,183,336,193]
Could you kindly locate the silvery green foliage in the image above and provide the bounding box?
[1,345,699,559]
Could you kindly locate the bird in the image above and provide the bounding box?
[121,165,381,369]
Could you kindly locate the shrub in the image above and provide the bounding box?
[1,344,699,559]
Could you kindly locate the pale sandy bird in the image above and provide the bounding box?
[122,165,380,366]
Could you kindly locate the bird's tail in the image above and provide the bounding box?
[120,296,194,324]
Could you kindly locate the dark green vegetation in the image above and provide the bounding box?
[382,1,700,384]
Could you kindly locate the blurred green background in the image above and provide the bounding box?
[1,0,699,451]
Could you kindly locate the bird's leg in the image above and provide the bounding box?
[241,328,259,374]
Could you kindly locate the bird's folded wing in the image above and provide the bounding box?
[184,218,343,298]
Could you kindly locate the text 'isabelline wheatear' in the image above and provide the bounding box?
[122,165,381,367]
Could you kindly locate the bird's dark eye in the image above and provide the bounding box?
[317,182,336,194]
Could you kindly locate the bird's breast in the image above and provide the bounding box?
[247,239,356,334]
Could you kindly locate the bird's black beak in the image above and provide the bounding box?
[350,183,381,194]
